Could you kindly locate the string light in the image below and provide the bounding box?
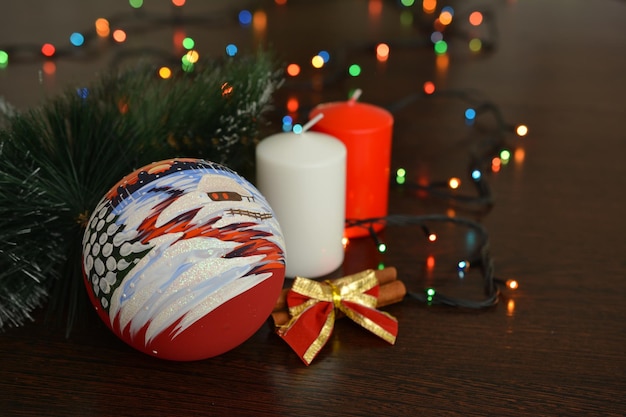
[41,43,56,58]
[348,64,361,77]
[158,66,172,79]
[457,260,469,271]
[0,51,8,68]
[469,11,483,26]
[434,40,447,55]
[182,37,195,50]
[69,33,85,47]
[376,43,390,61]
[423,0,437,14]
[346,214,517,309]
[225,44,238,57]
[286,97,299,113]
[469,38,482,52]
[129,0,143,9]
[238,10,252,26]
[286,63,300,76]
[516,124,529,136]
[439,10,453,25]
[506,279,518,290]
[112,30,127,43]
[95,18,110,37]
[311,55,324,69]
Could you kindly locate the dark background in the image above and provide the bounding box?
[1,1,624,416]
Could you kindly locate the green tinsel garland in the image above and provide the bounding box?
[0,52,282,332]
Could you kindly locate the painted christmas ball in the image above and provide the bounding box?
[82,158,286,361]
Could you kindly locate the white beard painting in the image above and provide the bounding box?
[82,159,286,360]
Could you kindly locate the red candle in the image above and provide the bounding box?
[309,91,393,238]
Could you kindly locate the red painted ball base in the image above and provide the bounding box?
[85,268,285,361]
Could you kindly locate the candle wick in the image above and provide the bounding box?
[349,88,363,103]
[300,113,324,133]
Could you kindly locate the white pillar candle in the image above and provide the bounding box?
[256,123,346,278]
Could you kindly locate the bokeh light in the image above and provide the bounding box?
[238,10,252,26]
[448,177,461,189]
[172,0,186,6]
[311,55,324,68]
[286,63,300,76]
[95,18,110,37]
[439,11,453,25]
[77,87,89,99]
[469,11,483,26]
[491,157,501,172]
[348,64,361,76]
[0,50,8,68]
[400,11,413,26]
[41,43,56,57]
[225,43,238,56]
[401,0,415,6]
[434,40,447,55]
[376,43,390,61]
[318,50,330,63]
[423,0,437,13]
[500,149,511,162]
[516,124,528,136]
[185,50,200,63]
[158,67,172,79]
[253,10,267,31]
[70,32,85,47]
[112,29,127,43]
[275,0,287,5]
[423,81,435,94]
[469,38,482,52]
[182,37,195,50]
[430,31,443,43]
[286,97,299,113]
[129,0,143,8]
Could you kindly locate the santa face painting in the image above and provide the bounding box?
[82,159,286,360]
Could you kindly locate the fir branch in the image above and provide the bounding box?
[0,51,282,332]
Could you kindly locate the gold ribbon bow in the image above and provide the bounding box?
[276,269,398,365]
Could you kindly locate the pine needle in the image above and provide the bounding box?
[0,51,282,332]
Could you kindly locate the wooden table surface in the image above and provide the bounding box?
[1,1,625,416]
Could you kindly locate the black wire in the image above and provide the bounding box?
[346,214,504,309]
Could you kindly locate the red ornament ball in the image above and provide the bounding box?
[82,158,286,361]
